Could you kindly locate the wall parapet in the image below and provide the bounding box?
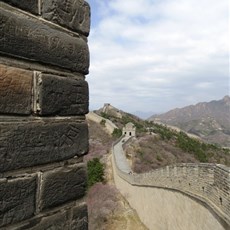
[112,140,230,228]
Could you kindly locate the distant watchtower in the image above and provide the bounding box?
[123,122,136,137]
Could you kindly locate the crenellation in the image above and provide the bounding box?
[113,140,230,228]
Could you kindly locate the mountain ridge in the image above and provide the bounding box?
[148,96,230,147]
[92,101,230,172]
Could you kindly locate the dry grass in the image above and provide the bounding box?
[124,134,230,173]
[84,119,115,162]
[87,182,147,230]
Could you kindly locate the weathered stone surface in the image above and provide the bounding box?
[1,0,39,14]
[0,3,89,74]
[0,64,32,115]
[0,119,88,173]
[0,176,36,227]
[36,74,88,116]
[71,204,88,230]
[42,0,90,36]
[19,212,69,230]
[40,165,87,210]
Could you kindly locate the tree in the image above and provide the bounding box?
[112,128,122,138]
[87,158,105,188]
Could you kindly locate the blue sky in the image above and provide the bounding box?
[86,0,229,117]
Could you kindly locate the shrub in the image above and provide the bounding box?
[87,183,120,229]
[87,158,105,188]
[112,128,122,138]
[100,119,106,126]
[100,112,110,119]
[176,131,208,162]
[156,154,163,162]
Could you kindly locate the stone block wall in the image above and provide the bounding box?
[133,164,230,224]
[113,141,230,228]
[0,1,90,229]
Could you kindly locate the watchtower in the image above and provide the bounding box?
[122,122,136,137]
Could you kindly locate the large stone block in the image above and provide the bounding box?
[0,3,89,74]
[42,0,90,36]
[19,211,69,230]
[0,64,32,115]
[36,74,88,116]
[0,176,36,227]
[71,204,88,230]
[40,165,87,210]
[1,0,39,15]
[0,119,88,173]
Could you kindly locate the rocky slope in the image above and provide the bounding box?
[148,96,230,147]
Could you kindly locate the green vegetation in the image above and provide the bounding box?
[95,109,230,166]
[176,131,208,162]
[138,151,144,159]
[100,119,106,126]
[112,128,122,138]
[146,122,230,163]
[150,123,175,140]
[100,112,110,119]
[87,158,105,188]
[156,154,163,162]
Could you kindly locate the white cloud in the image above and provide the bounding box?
[86,0,229,114]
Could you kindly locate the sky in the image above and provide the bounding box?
[86,0,229,118]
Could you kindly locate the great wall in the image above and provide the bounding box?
[0,1,230,229]
[86,110,230,230]
[0,1,90,229]
[112,137,230,230]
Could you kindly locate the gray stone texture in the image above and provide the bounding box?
[0,64,32,115]
[23,212,69,230]
[42,0,90,36]
[0,120,88,173]
[0,3,89,74]
[37,74,89,116]
[0,0,90,228]
[40,165,87,210]
[71,204,88,230]
[0,176,36,227]
[1,0,39,14]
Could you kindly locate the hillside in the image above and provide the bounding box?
[85,118,147,230]
[148,96,230,147]
[86,106,230,229]
[94,104,230,173]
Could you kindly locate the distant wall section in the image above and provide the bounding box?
[87,111,118,134]
[0,1,90,229]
